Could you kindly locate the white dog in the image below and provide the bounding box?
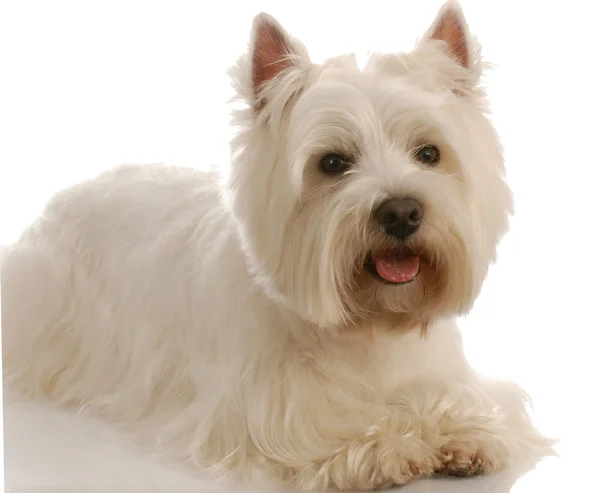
[1,1,554,490]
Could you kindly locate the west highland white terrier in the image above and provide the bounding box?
[1,1,553,490]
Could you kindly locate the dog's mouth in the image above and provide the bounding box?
[364,249,420,285]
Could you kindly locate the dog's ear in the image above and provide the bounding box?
[250,13,310,111]
[421,1,483,93]
[426,1,472,69]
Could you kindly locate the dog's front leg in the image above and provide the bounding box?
[420,378,554,478]
[298,380,512,489]
[246,372,448,490]
[384,379,513,480]
[283,395,443,490]
[268,377,545,490]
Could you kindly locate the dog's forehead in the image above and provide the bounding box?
[296,60,443,127]
[310,52,442,109]
[319,51,413,77]
[317,57,409,91]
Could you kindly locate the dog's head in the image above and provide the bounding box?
[226,1,513,332]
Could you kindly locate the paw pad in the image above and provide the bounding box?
[436,443,488,478]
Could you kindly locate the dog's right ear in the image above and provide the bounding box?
[249,13,310,112]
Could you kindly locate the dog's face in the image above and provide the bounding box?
[227,1,513,332]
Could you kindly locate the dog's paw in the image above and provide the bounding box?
[304,437,442,490]
[362,459,424,490]
[329,452,435,490]
[435,441,496,478]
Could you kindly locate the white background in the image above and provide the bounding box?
[1,0,599,491]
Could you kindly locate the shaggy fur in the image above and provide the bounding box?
[1,1,554,490]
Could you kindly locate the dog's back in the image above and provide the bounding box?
[1,164,233,413]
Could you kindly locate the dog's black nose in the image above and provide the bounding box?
[374,197,423,240]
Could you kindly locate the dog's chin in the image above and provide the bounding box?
[335,243,443,331]
[336,231,476,334]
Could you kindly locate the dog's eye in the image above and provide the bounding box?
[320,154,351,175]
[414,145,441,166]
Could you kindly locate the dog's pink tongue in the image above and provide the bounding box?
[375,253,420,283]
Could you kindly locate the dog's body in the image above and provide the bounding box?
[1,2,553,490]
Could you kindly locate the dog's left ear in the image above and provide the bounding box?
[422,1,483,91]
[426,1,471,68]
[250,14,310,111]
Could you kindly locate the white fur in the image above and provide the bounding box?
[1,2,554,490]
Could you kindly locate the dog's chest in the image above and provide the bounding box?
[367,322,466,394]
